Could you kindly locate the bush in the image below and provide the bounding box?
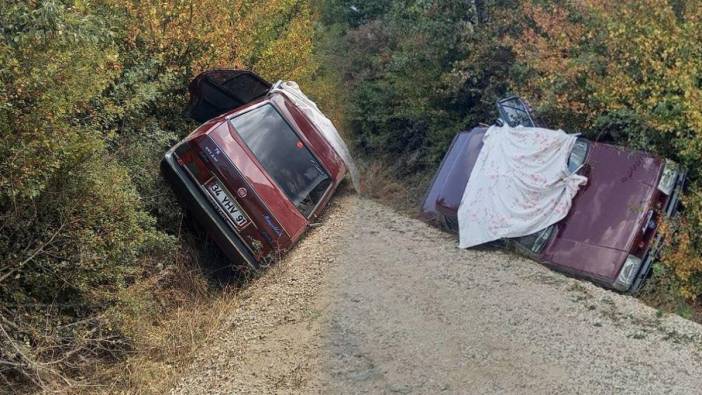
[325,0,520,173]
[0,2,172,386]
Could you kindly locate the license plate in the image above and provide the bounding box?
[206,180,249,229]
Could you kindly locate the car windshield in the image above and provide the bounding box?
[230,104,331,217]
[568,138,589,173]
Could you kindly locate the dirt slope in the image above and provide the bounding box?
[171,194,702,394]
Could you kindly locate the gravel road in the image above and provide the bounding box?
[172,193,702,394]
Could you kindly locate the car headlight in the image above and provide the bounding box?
[613,255,642,292]
[657,160,679,195]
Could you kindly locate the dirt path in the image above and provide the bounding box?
[172,194,702,394]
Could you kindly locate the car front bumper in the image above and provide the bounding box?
[630,169,687,293]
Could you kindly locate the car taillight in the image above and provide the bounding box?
[174,142,208,181]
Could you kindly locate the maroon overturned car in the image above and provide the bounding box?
[162,70,348,270]
[422,97,686,293]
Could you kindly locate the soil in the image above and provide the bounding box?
[171,193,702,394]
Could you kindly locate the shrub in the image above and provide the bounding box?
[325,0,520,172]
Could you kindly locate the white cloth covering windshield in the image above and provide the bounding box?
[270,81,360,192]
[458,125,588,249]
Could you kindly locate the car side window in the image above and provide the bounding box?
[512,225,555,254]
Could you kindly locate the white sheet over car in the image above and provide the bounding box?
[458,125,587,248]
[271,81,360,192]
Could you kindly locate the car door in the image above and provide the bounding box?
[184,69,271,123]
[496,96,537,127]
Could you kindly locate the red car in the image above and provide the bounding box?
[163,70,347,270]
[422,97,686,293]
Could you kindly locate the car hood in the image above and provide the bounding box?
[543,143,662,274]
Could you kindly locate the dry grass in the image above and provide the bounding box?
[359,160,433,216]
[74,247,249,394]
[0,225,264,395]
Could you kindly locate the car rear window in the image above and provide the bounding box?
[230,104,331,217]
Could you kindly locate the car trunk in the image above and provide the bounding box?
[174,123,308,263]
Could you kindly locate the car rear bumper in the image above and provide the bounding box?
[161,149,260,270]
[630,169,687,293]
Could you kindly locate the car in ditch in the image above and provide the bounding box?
[162,70,349,270]
[421,97,686,293]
